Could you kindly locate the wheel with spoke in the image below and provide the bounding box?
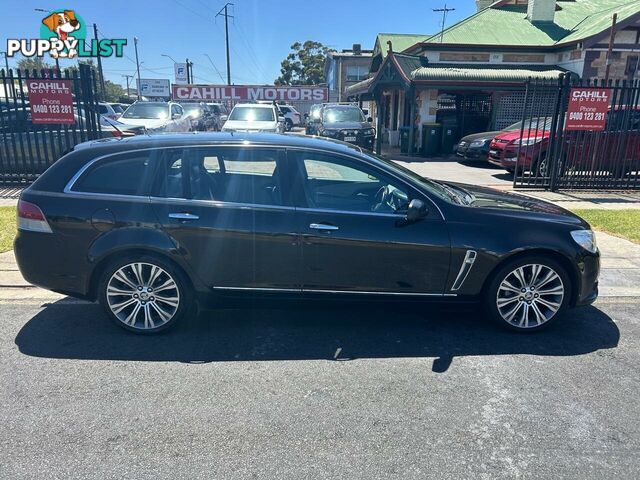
[99,256,193,333]
[485,256,571,332]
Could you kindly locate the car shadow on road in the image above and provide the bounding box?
[15,300,619,373]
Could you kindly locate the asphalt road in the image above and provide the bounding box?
[1,299,639,479]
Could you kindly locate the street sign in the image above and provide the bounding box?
[138,78,171,98]
[174,63,188,84]
[565,87,610,131]
[26,79,75,124]
[172,84,329,102]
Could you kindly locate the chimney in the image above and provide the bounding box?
[475,0,493,11]
[527,0,556,24]
[353,44,362,55]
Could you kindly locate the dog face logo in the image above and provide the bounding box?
[41,10,81,58]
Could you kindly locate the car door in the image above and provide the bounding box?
[290,149,451,295]
[151,146,300,290]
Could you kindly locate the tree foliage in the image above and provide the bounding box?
[16,57,53,73]
[275,41,334,86]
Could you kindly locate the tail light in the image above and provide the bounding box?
[17,200,52,233]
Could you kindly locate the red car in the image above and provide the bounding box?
[488,110,640,176]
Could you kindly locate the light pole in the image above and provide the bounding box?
[134,37,142,100]
[161,54,177,64]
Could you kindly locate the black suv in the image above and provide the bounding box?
[15,133,599,334]
[315,104,375,150]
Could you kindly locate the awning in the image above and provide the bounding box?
[346,52,570,97]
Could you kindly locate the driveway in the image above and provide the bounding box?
[1,299,638,479]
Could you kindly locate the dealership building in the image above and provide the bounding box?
[346,0,640,155]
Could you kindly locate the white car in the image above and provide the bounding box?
[222,103,284,133]
[118,101,191,133]
[98,102,123,121]
[278,105,301,131]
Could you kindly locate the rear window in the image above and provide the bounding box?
[72,153,154,196]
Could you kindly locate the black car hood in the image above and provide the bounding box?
[323,121,371,130]
[460,131,502,143]
[444,182,588,226]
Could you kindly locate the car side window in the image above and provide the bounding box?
[184,148,282,205]
[292,151,411,214]
[171,104,183,117]
[72,152,155,196]
[154,150,187,199]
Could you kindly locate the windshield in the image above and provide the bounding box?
[362,150,472,205]
[111,104,124,114]
[504,117,553,132]
[122,103,169,120]
[229,107,275,122]
[322,107,364,123]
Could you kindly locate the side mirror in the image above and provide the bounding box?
[405,199,428,223]
[367,117,373,123]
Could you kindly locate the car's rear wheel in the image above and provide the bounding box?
[484,256,571,332]
[285,118,293,132]
[98,256,193,334]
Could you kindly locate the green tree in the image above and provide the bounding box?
[103,80,125,102]
[16,57,53,73]
[275,41,334,85]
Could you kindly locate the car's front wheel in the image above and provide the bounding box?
[98,256,193,334]
[484,256,571,332]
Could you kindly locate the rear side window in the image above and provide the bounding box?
[72,153,154,196]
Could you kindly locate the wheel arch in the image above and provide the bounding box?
[481,248,580,307]
[87,247,198,302]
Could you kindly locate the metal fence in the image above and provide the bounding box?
[0,65,102,185]
[513,74,640,191]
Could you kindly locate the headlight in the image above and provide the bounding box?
[571,229,598,253]
[470,139,487,147]
[321,129,338,138]
[364,128,376,136]
[517,137,544,146]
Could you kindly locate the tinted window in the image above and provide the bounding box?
[294,152,410,214]
[154,151,186,198]
[98,105,109,114]
[73,153,153,196]
[184,148,282,205]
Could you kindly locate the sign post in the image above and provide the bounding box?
[26,79,75,124]
[565,88,610,131]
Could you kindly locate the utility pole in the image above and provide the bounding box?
[604,13,618,83]
[93,23,106,100]
[134,37,142,100]
[186,58,192,83]
[433,4,456,43]
[216,3,234,84]
[122,74,133,98]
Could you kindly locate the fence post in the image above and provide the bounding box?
[548,74,569,192]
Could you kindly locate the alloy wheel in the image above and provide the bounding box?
[496,263,564,329]
[106,262,180,330]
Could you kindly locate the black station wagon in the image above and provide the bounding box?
[14,133,599,334]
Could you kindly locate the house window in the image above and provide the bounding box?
[625,56,639,76]
[346,65,368,82]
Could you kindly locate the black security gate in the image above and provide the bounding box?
[0,65,102,185]
[513,74,640,191]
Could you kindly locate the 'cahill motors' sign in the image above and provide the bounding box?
[565,88,611,131]
[172,85,329,102]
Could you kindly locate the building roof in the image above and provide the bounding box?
[328,50,374,58]
[417,0,640,48]
[370,33,429,71]
[346,53,568,95]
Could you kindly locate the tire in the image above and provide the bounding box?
[484,255,572,333]
[98,255,194,334]
[505,167,515,174]
[285,119,293,132]
[532,153,549,177]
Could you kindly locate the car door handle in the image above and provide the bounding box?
[309,223,339,231]
[169,213,199,220]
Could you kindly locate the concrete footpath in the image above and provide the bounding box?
[1,229,639,303]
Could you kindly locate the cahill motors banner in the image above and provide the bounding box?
[172,84,328,102]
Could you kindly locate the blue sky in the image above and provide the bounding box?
[3,0,475,87]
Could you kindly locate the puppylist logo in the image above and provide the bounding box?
[6,9,126,59]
